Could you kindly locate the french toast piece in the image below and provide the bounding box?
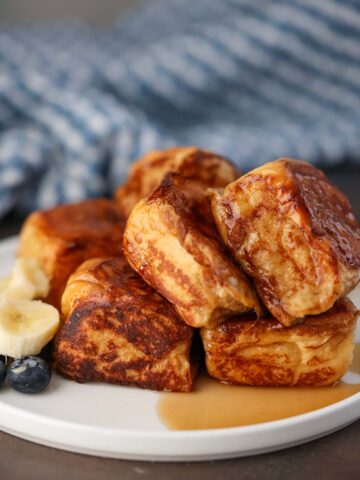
[123,174,262,329]
[18,199,124,308]
[201,298,358,387]
[115,146,240,218]
[211,159,360,326]
[53,257,196,392]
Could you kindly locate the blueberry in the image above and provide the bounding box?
[7,356,51,394]
[0,360,5,387]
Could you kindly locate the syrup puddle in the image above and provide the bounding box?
[158,344,360,430]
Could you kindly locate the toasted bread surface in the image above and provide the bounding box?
[123,174,262,328]
[201,297,358,386]
[18,199,124,308]
[54,257,196,392]
[115,146,240,218]
[211,159,360,325]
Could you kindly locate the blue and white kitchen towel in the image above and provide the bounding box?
[1,0,360,216]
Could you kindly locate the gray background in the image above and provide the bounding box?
[0,0,141,24]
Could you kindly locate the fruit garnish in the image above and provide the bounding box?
[7,356,51,394]
[0,359,5,387]
[0,299,59,358]
[0,258,49,301]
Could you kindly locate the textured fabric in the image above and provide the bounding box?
[1,0,360,216]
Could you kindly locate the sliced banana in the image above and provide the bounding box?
[0,299,59,358]
[0,258,49,301]
[0,276,10,292]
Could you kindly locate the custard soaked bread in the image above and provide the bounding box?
[201,298,358,387]
[53,257,196,392]
[115,146,240,218]
[123,174,262,329]
[18,199,124,308]
[211,159,360,326]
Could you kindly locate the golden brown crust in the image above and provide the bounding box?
[123,173,262,329]
[201,298,358,387]
[115,146,240,218]
[211,158,360,325]
[288,160,360,269]
[53,257,196,392]
[18,199,124,308]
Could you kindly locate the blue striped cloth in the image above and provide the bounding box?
[1,0,360,217]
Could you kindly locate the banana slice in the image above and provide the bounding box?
[0,258,49,301]
[0,299,59,358]
[0,276,10,291]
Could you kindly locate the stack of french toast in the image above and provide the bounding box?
[17,147,360,392]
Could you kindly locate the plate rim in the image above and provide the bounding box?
[1,386,359,438]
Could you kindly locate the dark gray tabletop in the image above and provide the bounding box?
[1,166,359,480]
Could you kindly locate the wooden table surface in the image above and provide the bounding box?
[0,166,359,480]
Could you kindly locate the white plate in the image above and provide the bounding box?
[0,236,359,461]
